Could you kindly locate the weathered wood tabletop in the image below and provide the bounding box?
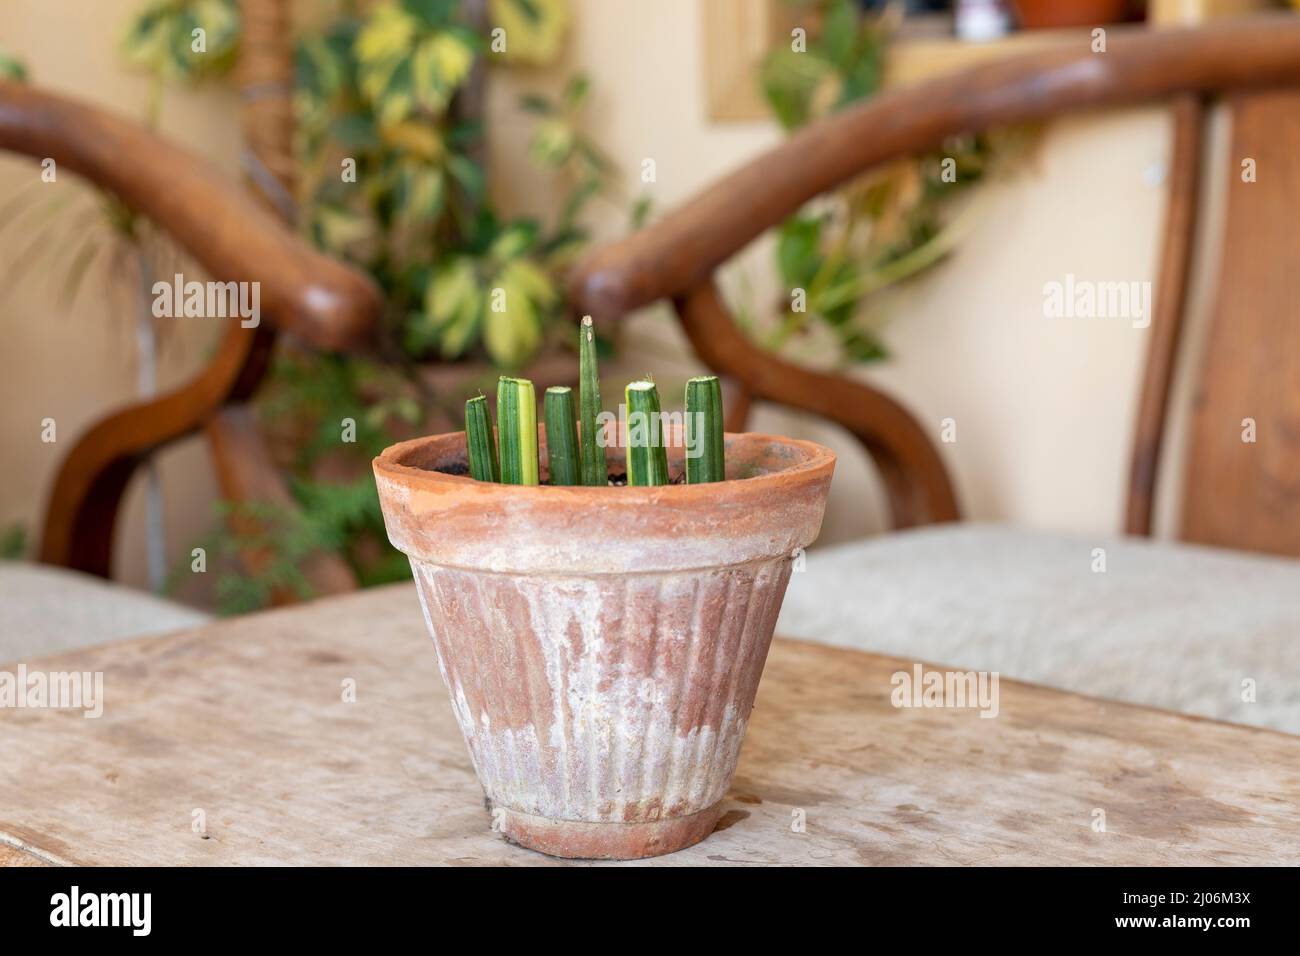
[3,583,1298,866]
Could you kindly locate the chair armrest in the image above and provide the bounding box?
[0,82,382,580]
[0,82,381,350]
[570,15,1300,318]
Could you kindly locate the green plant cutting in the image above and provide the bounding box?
[465,318,727,488]
[541,385,580,485]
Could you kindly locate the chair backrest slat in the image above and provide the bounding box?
[1179,90,1300,556]
[1126,93,1205,538]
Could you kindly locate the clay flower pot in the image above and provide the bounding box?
[373,429,835,859]
[1013,0,1130,30]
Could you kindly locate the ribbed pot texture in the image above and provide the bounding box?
[373,429,835,859]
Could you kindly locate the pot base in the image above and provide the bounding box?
[495,803,725,860]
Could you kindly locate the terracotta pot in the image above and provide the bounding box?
[373,429,835,859]
[1013,0,1130,29]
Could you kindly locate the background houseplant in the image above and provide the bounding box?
[235,0,629,611]
[749,0,1035,367]
[130,0,638,611]
[293,0,610,371]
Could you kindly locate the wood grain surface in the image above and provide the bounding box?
[2,584,1297,866]
[1181,90,1300,557]
[0,844,47,867]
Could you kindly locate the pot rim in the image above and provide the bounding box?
[374,429,835,575]
[373,428,836,502]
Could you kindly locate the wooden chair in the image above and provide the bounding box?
[570,15,1300,733]
[0,0,489,656]
[0,59,380,654]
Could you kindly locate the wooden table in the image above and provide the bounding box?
[3,583,1298,866]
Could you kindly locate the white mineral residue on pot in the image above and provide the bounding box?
[410,558,784,822]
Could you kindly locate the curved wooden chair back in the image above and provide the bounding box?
[0,77,379,582]
[571,14,1300,557]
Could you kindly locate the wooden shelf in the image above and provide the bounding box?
[883,28,1091,90]
[701,0,1281,122]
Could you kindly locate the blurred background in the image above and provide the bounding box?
[0,0,1285,612]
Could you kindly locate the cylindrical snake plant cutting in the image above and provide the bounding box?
[685,375,725,484]
[497,376,539,485]
[624,379,670,486]
[544,386,581,486]
[464,394,500,482]
[460,318,727,487]
[579,315,608,486]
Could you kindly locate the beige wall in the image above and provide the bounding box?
[0,0,1200,605]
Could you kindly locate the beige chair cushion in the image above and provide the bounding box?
[777,524,1300,734]
[0,561,211,663]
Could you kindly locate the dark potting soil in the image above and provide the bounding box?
[604,473,687,486]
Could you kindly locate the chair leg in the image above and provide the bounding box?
[721,378,752,432]
[205,405,358,603]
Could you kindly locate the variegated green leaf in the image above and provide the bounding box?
[381,119,445,160]
[357,2,472,123]
[529,117,575,168]
[487,222,537,263]
[438,299,483,359]
[411,32,474,113]
[356,4,418,64]
[422,257,483,359]
[426,257,478,324]
[500,257,556,306]
[121,0,241,82]
[312,205,375,255]
[483,257,552,367]
[488,0,570,65]
[484,288,540,369]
